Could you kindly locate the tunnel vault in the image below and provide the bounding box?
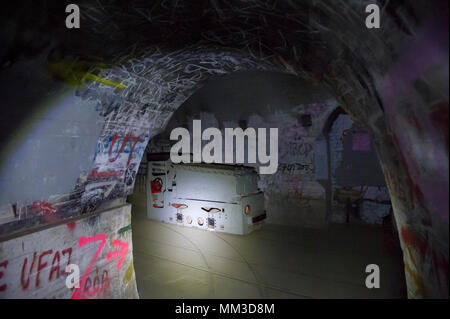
[0,1,448,298]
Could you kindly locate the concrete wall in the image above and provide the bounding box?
[0,54,102,208]
[0,204,138,298]
[0,54,150,238]
[373,31,449,298]
[329,114,391,224]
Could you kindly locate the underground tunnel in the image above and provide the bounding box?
[0,0,448,301]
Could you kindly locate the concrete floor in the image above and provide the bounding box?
[129,193,407,299]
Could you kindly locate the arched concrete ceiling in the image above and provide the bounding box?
[0,1,448,298]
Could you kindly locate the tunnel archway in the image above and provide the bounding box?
[127,70,408,298]
[0,0,447,298]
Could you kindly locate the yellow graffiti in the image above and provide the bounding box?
[404,246,426,298]
[47,60,125,89]
[123,261,134,283]
[83,73,126,89]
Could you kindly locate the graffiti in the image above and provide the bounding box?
[81,269,110,298]
[401,227,449,277]
[117,224,131,237]
[377,20,450,300]
[1,0,444,299]
[47,59,126,89]
[20,248,72,291]
[0,205,136,298]
[93,132,149,166]
[68,234,130,298]
[280,140,314,166]
[71,234,106,299]
[0,260,7,292]
[124,164,136,186]
[36,250,53,287]
[278,163,314,175]
[66,222,76,231]
[1,49,279,237]
[107,133,145,167]
[287,141,313,157]
[88,168,124,179]
[83,73,126,89]
[30,201,57,215]
[81,131,150,207]
[20,253,36,290]
[79,179,129,214]
[106,239,129,270]
[79,135,146,212]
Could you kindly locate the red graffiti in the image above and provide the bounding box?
[49,251,61,281]
[106,239,129,270]
[62,248,72,266]
[401,227,449,278]
[48,248,72,282]
[31,201,57,215]
[21,252,37,290]
[36,250,53,287]
[66,222,76,231]
[20,248,72,291]
[9,232,127,297]
[88,168,124,179]
[0,260,8,292]
[108,133,144,167]
[71,234,106,299]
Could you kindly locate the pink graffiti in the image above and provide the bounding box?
[106,239,129,270]
[81,270,110,298]
[379,19,449,222]
[71,234,106,299]
[352,133,371,151]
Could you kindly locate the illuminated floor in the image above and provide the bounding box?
[129,194,406,299]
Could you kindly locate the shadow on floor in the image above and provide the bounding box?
[128,192,407,299]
